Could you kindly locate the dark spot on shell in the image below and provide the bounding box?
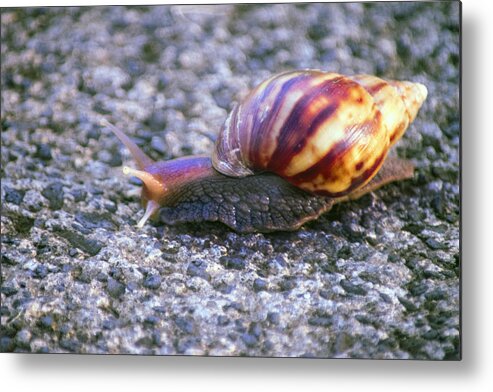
[355,161,364,171]
[365,81,387,95]
[325,171,340,183]
[267,76,346,172]
[287,139,349,195]
[293,141,304,153]
[390,120,407,144]
[349,151,387,191]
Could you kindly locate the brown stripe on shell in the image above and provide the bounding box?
[389,119,407,145]
[213,72,304,177]
[247,72,316,168]
[290,146,387,198]
[255,72,340,168]
[286,138,349,188]
[213,101,249,176]
[345,149,387,196]
[355,76,411,148]
[242,76,280,166]
[364,81,388,95]
[286,110,385,196]
[265,76,350,173]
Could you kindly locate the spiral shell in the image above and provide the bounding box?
[212,70,427,197]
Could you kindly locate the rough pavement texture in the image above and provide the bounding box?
[1,3,460,358]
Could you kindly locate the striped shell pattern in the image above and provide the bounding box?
[212,70,427,197]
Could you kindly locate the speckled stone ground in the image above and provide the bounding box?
[1,3,460,358]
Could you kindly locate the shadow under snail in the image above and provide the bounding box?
[102,69,427,233]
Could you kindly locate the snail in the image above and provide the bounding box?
[103,70,427,233]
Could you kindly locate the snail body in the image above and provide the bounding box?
[104,70,427,233]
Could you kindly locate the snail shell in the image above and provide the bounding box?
[213,70,427,197]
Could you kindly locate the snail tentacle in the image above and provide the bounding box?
[102,119,154,169]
